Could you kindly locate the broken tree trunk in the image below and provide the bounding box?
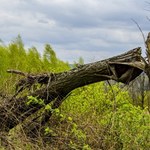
[144,32,150,112]
[0,47,145,133]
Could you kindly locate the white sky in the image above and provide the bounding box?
[0,0,150,63]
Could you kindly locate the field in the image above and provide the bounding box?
[0,36,150,150]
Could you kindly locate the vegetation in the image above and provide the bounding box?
[0,36,149,150]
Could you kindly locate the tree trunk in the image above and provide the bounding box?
[144,32,150,112]
[0,47,145,133]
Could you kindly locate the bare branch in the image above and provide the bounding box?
[131,19,146,43]
[7,69,27,77]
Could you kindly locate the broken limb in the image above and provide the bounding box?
[0,47,145,133]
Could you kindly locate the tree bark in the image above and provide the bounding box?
[145,32,150,112]
[0,47,145,133]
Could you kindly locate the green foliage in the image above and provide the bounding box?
[71,122,86,142]
[78,56,84,65]
[8,35,27,70]
[27,96,45,106]
[44,44,57,65]
[61,83,150,149]
[44,104,52,112]
[43,44,69,72]
[45,107,91,149]
[26,47,43,72]
[44,127,57,136]
[0,45,9,83]
[98,103,150,149]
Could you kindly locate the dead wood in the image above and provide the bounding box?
[145,32,150,112]
[0,47,145,133]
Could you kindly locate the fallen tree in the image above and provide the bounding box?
[0,46,145,136]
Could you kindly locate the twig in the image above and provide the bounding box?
[7,69,27,77]
[131,19,146,43]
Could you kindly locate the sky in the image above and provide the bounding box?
[0,0,150,63]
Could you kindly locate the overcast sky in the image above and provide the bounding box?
[0,0,150,63]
